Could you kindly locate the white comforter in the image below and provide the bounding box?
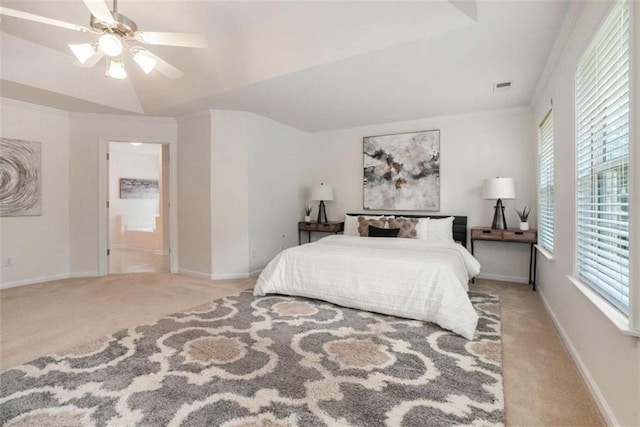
[254,235,481,339]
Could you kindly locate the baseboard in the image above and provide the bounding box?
[475,273,529,284]
[211,272,251,280]
[0,271,101,290]
[177,269,256,281]
[249,268,263,277]
[68,271,102,279]
[177,268,212,280]
[538,289,618,426]
[110,245,168,255]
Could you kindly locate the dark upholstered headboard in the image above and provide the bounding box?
[346,213,468,248]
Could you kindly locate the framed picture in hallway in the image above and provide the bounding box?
[119,178,159,199]
[363,129,440,210]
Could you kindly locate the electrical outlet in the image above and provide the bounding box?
[4,257,13,267]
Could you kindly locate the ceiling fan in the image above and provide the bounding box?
[0,0,208,79]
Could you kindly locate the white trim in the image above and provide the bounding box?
[67,271,102,279]
[0,97,70,117]
[211,272,251,280]
[566,275,640,338]
[98,140,108,276]
[530,1,584,106]
[0,272,100,290]
[475,273,529,284]
[627,0,639,333]
[177,268,212,280]
[538,289,619,426]
[109,245,169,255]
[535,244,555,261]
[68,111,175,123]
[98,138,178,275]
[249,268,263,277]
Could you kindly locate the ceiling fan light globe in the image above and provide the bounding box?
[69,43,96,64]
[133,51,157,74]
[99,33,123,57]
[106,58,127,79]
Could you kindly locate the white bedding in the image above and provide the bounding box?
[254,235,481,339]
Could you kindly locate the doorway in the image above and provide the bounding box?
[107,142,170,273]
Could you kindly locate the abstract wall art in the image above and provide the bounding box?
[119,178,159,199]
[363,129,440,211]
[0,138,42,217]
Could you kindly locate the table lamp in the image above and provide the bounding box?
[311,183,334,224]
[482,177,515,229]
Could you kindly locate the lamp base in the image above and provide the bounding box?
[316,201,328,223]
[491,199,508,229]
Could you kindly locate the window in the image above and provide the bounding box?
[538,110,554,253]
[575,0,630,314]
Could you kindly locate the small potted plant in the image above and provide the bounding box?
[304,204,313,222]
[515,206,530,231]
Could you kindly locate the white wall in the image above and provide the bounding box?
[177,112,212,277]
[68,114,177,275]
[532,1,639,425]
[207,110,311,278]
[309,107,535,282]
[247,113,311,273]
[0,99,70,288]
[209,110,251,278]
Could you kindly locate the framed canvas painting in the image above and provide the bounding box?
[363,129,440,211]
[119,178,159,199]
[0,138,42,217]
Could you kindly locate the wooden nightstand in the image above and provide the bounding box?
[470,227,538,290]
[298,221,344,245]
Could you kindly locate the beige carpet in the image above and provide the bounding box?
[0,274,604,426]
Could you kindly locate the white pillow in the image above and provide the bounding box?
[415,217,430,240]
[344,215,384,236]
[425,216,455,243]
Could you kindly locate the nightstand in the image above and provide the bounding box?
[470,227,538,290]
[298,221,344,244]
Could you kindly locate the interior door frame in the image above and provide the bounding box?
[98,137,178,275]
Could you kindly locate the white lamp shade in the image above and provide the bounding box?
[482,177,515,200]
[106,58,127,79]
[99,33,123,57]
[69,43,96,64]
[311,184,334,201]
[133,50,157,74]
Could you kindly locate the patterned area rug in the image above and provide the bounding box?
[0,291,504,426]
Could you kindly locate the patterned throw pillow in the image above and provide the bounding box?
[387,217,419,238]
[368,225,400,238]
[357,216,386,236]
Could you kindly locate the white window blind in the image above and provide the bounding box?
[538,110,554,253]
[575,0,630,314]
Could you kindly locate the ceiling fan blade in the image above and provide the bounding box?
[134,31,207,48]
[81,0,115,25]
[75,50,105,68]
[0,7,91,32]
[142,51,184,79]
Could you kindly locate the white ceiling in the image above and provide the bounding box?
[0,0,569,132]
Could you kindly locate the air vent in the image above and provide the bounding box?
[493,81,512,93]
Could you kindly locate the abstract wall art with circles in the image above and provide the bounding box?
[0,138,42,217]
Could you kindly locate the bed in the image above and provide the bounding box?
[254,214,481,339]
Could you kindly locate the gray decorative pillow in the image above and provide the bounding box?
[357,216,386,236]
[387,218,418,238]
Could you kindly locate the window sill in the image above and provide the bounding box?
[566,275,640,338]
[535,245,555,261]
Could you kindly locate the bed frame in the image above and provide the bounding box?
[346,213,468,248]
